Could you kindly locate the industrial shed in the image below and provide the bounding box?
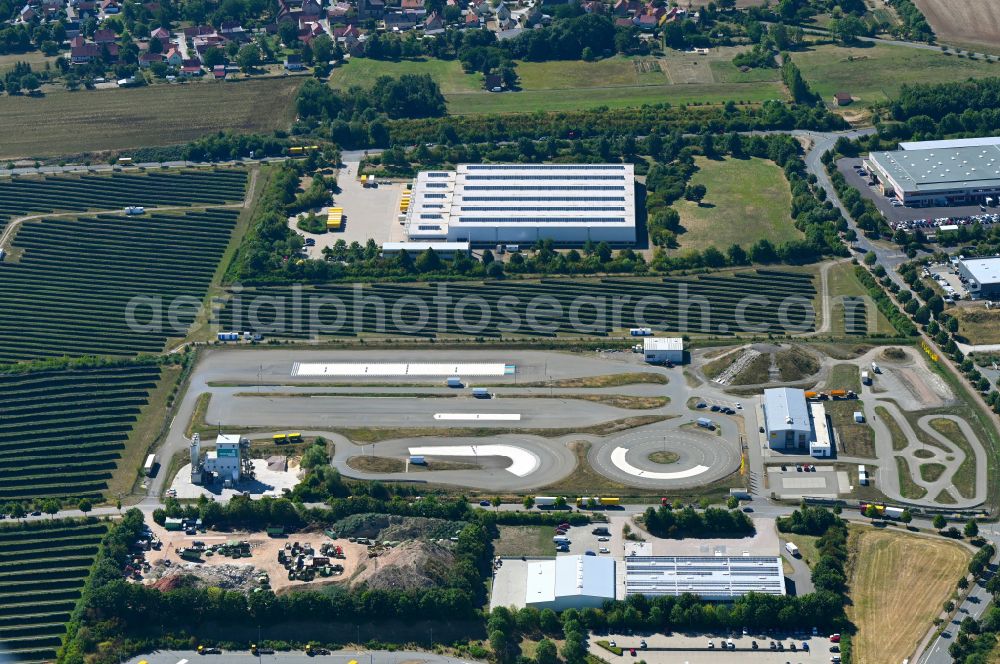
[958,256,1000,299]
[524,555,616,611]
[642,337,683,364]
[402,164,637,246]
[624,556,785,601]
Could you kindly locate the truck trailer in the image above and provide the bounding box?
[143,453,157,477]
[534,496,557,508]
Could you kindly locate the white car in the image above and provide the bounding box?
[598,536,610,542]
[599,547,610,554]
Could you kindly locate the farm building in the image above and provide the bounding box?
[524,555,616,611]
[762,388,833,457]
[958,256,1000,299]
[402,164,637,246]
[864,137,1000,206]
[642,337,683,364]
[624,556,785,600]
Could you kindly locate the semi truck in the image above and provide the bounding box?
[575,497,620,508]
[785,542,800,558]
[534,496,557,508]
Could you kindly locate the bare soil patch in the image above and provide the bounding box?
[914,0,1000,52]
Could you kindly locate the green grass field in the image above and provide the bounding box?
[826,261,897,336]
[670,156,798,253]
[791,43,1000,108]
[333,55,787,115]
[0,78,301,159]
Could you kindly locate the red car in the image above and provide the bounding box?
[629,649,636,657]
[829,634,841,643]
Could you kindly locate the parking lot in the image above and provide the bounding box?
[927,262,972,301]
[766,465,848,500]
[837,158,998,231]
[295,161,405,259]
[588,632,838,664]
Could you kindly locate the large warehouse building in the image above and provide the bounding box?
[403,164,636,246]
[958,256,1000,299]
[762,387,833,457]
[864,137,1000,206]
[525,555,616,611]
[624,556,785,601]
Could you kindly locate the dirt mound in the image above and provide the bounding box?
[146,562,263,593]
[330,514,466,541]
[351,540,456,591]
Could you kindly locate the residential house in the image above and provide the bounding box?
[180,58,203,75]
[92,28,116,44]
[357,0,384,19]
[75,0,96,15]
[471,0,491,17]
[633,11,657,29]
[401,0,424,10]
[138,51,163,68]
[284,53,304,70]
[614,17,631,27]
[301,0,322,15]
[328,1,352,20]
[424,11,444,32]
[18,5,36,22]
[70,42,100,63]
[65,19,81,38]
[220,20,248,40]
[100,0,119,14]
[333,23,363,53]
[213,64,227,79]
[383,10,419,30]
[41,1,62,19]
[182,25,215,39]
[150,26,170,41]
[164,47,183,66]
[298,19,325,42]
[464,10,481,27]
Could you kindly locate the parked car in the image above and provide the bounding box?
[742,507,754,513]
[479,500,491,506]
[629,649,636,657]
[830,634,841,643]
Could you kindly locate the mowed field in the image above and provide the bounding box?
[913,0,1000,53]
[791,42,1000,107]
[331,53,786,115]
[847,527,970,664]
[0,78,301,159]
[670,156,799,252]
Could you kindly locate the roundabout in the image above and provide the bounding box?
[590,425,741,489]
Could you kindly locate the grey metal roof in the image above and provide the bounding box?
[960,256,1000,286]
[900,137,1000,151]
[868,145,1000,194]
[763,387,810,433]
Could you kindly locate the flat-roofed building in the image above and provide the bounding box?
[642,337,683,364]
[624,556,785,601]
[864,137,1000,206]
[403,164,636,246]
[762,387,812,452]
[958,256,1000,298]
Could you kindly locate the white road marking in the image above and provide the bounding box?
[610,447,710,480]
[292,362,510,376]
[433,413,521,421]
[408,444,539,476]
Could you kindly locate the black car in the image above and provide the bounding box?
[710,405,721,412]
[751,641,758,650]
[742,507,754,513]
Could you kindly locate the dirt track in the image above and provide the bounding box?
[914,0,1000,51]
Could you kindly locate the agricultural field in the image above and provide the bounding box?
[0,362,161,501]
[333,53,785,115]
[0,169,247,236]
[0,171,246,362]
[790,42,1000,108]
[913,0,1000,54]
[218,270,817,338]
[0,78,301,159]
[945,306,1000,346]
[0,519,108,664]
[669,156,798,253]
[847,526,969,664]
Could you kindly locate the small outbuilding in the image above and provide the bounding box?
[833,92,853,106]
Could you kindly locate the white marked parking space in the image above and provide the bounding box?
[609,447,710,480]
[433,413,522,421]
[292,362,512,377]
[408,444,539,477]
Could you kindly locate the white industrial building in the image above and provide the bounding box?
[958,256,1000,299]
[864,137,1000,206]
[642,337,683,364]
[402,164,636,246]
[525,555,616,611]
[762,387,833,457]
[624,556,785,601]
[189,433,254,487]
